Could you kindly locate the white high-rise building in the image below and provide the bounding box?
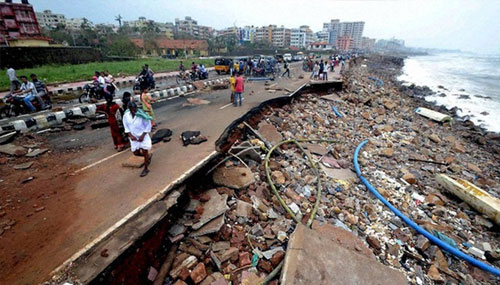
[323,19,364,50]
[36,10,66,29]
[290,28,306,48]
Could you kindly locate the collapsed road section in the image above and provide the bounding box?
[50,56,500,285]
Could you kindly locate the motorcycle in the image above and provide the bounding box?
[0,93,49,118]
[133,76,156,93]
[79,83,102,103]
[176,71,192,85]
[198,69,209,80]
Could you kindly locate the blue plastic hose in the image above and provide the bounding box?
[331,106,342,118]
[353,139,500,277]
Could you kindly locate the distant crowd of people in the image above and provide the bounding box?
[303,54,350,80]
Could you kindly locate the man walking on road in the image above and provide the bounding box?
[234,73,244,107]
[7,66,20,93]
[282,61,290,78]
[123,101,153,177]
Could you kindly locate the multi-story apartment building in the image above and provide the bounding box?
[175,16,199,37]
[290,28,305,48]
[35,9,65,29]
[271,26,290,47]
[339,21,364,49]
[65,17,92,30]
[361,37,376,50]
[323,19,364,50]
[198,25,213,39]
[290,25,314,49]
[336,35,353,51]
[124,17,149,30]
[255,25,274,44]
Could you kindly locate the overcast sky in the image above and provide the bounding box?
[32,0,500,54]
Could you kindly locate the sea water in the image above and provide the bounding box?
[398,52,500,133]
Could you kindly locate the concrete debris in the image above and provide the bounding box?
[192,189,228,230]
[281,224,407,285]
[257,121,283,145]
[13,161,34,170]
[25,148,48,157]
[0,143,26,156]
[212,166,256,190]
[160,55,500,285]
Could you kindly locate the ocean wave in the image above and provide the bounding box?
[398,53,500,132]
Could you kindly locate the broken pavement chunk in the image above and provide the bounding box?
[257,121,283,145]
[190,214,225,237]
[213,166,255,190]
[0,143,26,156]
[25,148,48,157]
[14,161,34,170]
[281,224,407,285]
[192,189,228,230]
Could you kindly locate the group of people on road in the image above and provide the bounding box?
[5,66,51,114]
[229,58,290,78]
[178,61,208,81]
[96,88,153,177]
[303,54,350,81]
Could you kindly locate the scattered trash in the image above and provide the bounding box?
[415,107,452,122]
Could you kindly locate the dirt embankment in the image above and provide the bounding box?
[0,133,87,284]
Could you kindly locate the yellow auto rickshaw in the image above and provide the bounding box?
[214,58,232,74]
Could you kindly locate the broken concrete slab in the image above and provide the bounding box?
[280,224,407,285]
[304,143,329,156]
[192,189,228,230]
[320,165,358,182]
[311,222,374,259]
[14,161,34,170]
[257,121,283,145]
[213,166,255,190]
[0,143,26,156]
[190,214,225,237]
[235,200,253,218]
[321,94,341,101]
[211,241,230,252]
[25,148,48,157]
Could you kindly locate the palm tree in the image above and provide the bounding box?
[115,15,123,27]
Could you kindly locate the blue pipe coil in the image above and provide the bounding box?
[353,139,500,277]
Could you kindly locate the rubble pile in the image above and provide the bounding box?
[159,55,500,285]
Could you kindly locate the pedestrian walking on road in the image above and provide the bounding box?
[276,61,281,77]
[97,96,126,151]
[281,61,290,78]
[7,66,20,93]
[123,101,153,177]
[319,60,324,80]
[229,73,236,103]
[141,87,156,129]
[234,73,244,107]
